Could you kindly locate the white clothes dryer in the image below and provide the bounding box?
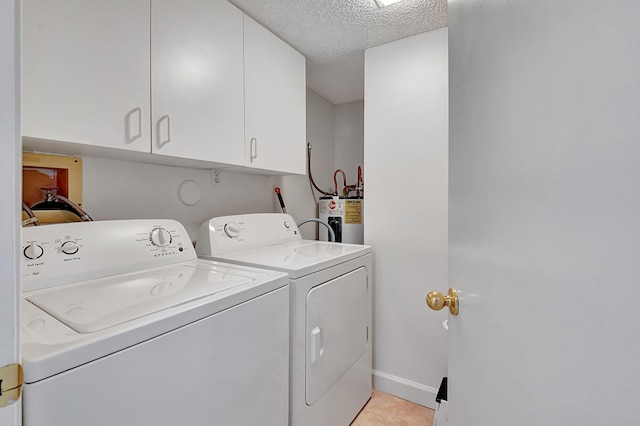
[21,219,289,426]
[196,213,373,426]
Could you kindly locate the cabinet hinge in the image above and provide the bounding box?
[0,363,23,408]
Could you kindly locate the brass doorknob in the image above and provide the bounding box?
[426,288,459,315]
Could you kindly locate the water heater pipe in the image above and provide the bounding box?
[307,143,335,196]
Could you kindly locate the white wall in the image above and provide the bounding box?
[1,0,21,424]
[82,158,276,242]
[275,89,335,240]
[364,27,448,408]
[306,90,335,192]
[334,101,364,184]
[273,93,366,241]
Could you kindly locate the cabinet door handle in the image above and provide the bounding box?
[125,107,142,143]
[250,137,257,162]
[157,114,171,148]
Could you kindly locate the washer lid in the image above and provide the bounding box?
[203,240,372,279]
[27,262,254,333]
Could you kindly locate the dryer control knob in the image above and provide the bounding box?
[224,223,241,238]
[24,243,44,260]
[60,240,80,255]
[150,228,172,247]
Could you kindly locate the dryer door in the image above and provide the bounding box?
[305,267,368,405]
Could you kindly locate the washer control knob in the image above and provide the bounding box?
[24,243,44,260]
[150,228,172,247]
[60,240,80,255]
[224,223,241,238]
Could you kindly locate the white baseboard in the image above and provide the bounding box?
[372,370,440,410]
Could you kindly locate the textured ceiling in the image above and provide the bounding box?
[228,0,448,104]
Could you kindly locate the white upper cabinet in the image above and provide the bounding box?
[22,0,151,152]
[151,0,245,165]
[21,1,306,174]
[244,15,306,175]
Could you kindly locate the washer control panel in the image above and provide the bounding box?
[22,219,195,292]
[196,213,301,256]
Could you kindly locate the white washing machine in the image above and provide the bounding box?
[21,219,289,426]
[196,213,373,426]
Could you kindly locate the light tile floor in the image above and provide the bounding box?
[351,390,435,426]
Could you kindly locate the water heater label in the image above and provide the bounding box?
[345,200,362,224]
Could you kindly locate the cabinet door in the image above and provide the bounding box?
[22,0,151,152]
[151,0,244,165]
[244,15,306,174]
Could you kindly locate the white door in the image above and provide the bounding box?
[0,0,21,424]
[446,1,640,425]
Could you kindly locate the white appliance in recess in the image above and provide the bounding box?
[21,219,289,426]
[196,213,373,426]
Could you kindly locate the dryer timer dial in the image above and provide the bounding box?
[150,228,172,247]
[224,223,241,238]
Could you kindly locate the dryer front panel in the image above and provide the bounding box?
[305,266,368,405]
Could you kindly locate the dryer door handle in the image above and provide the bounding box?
[310,327,324,364]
